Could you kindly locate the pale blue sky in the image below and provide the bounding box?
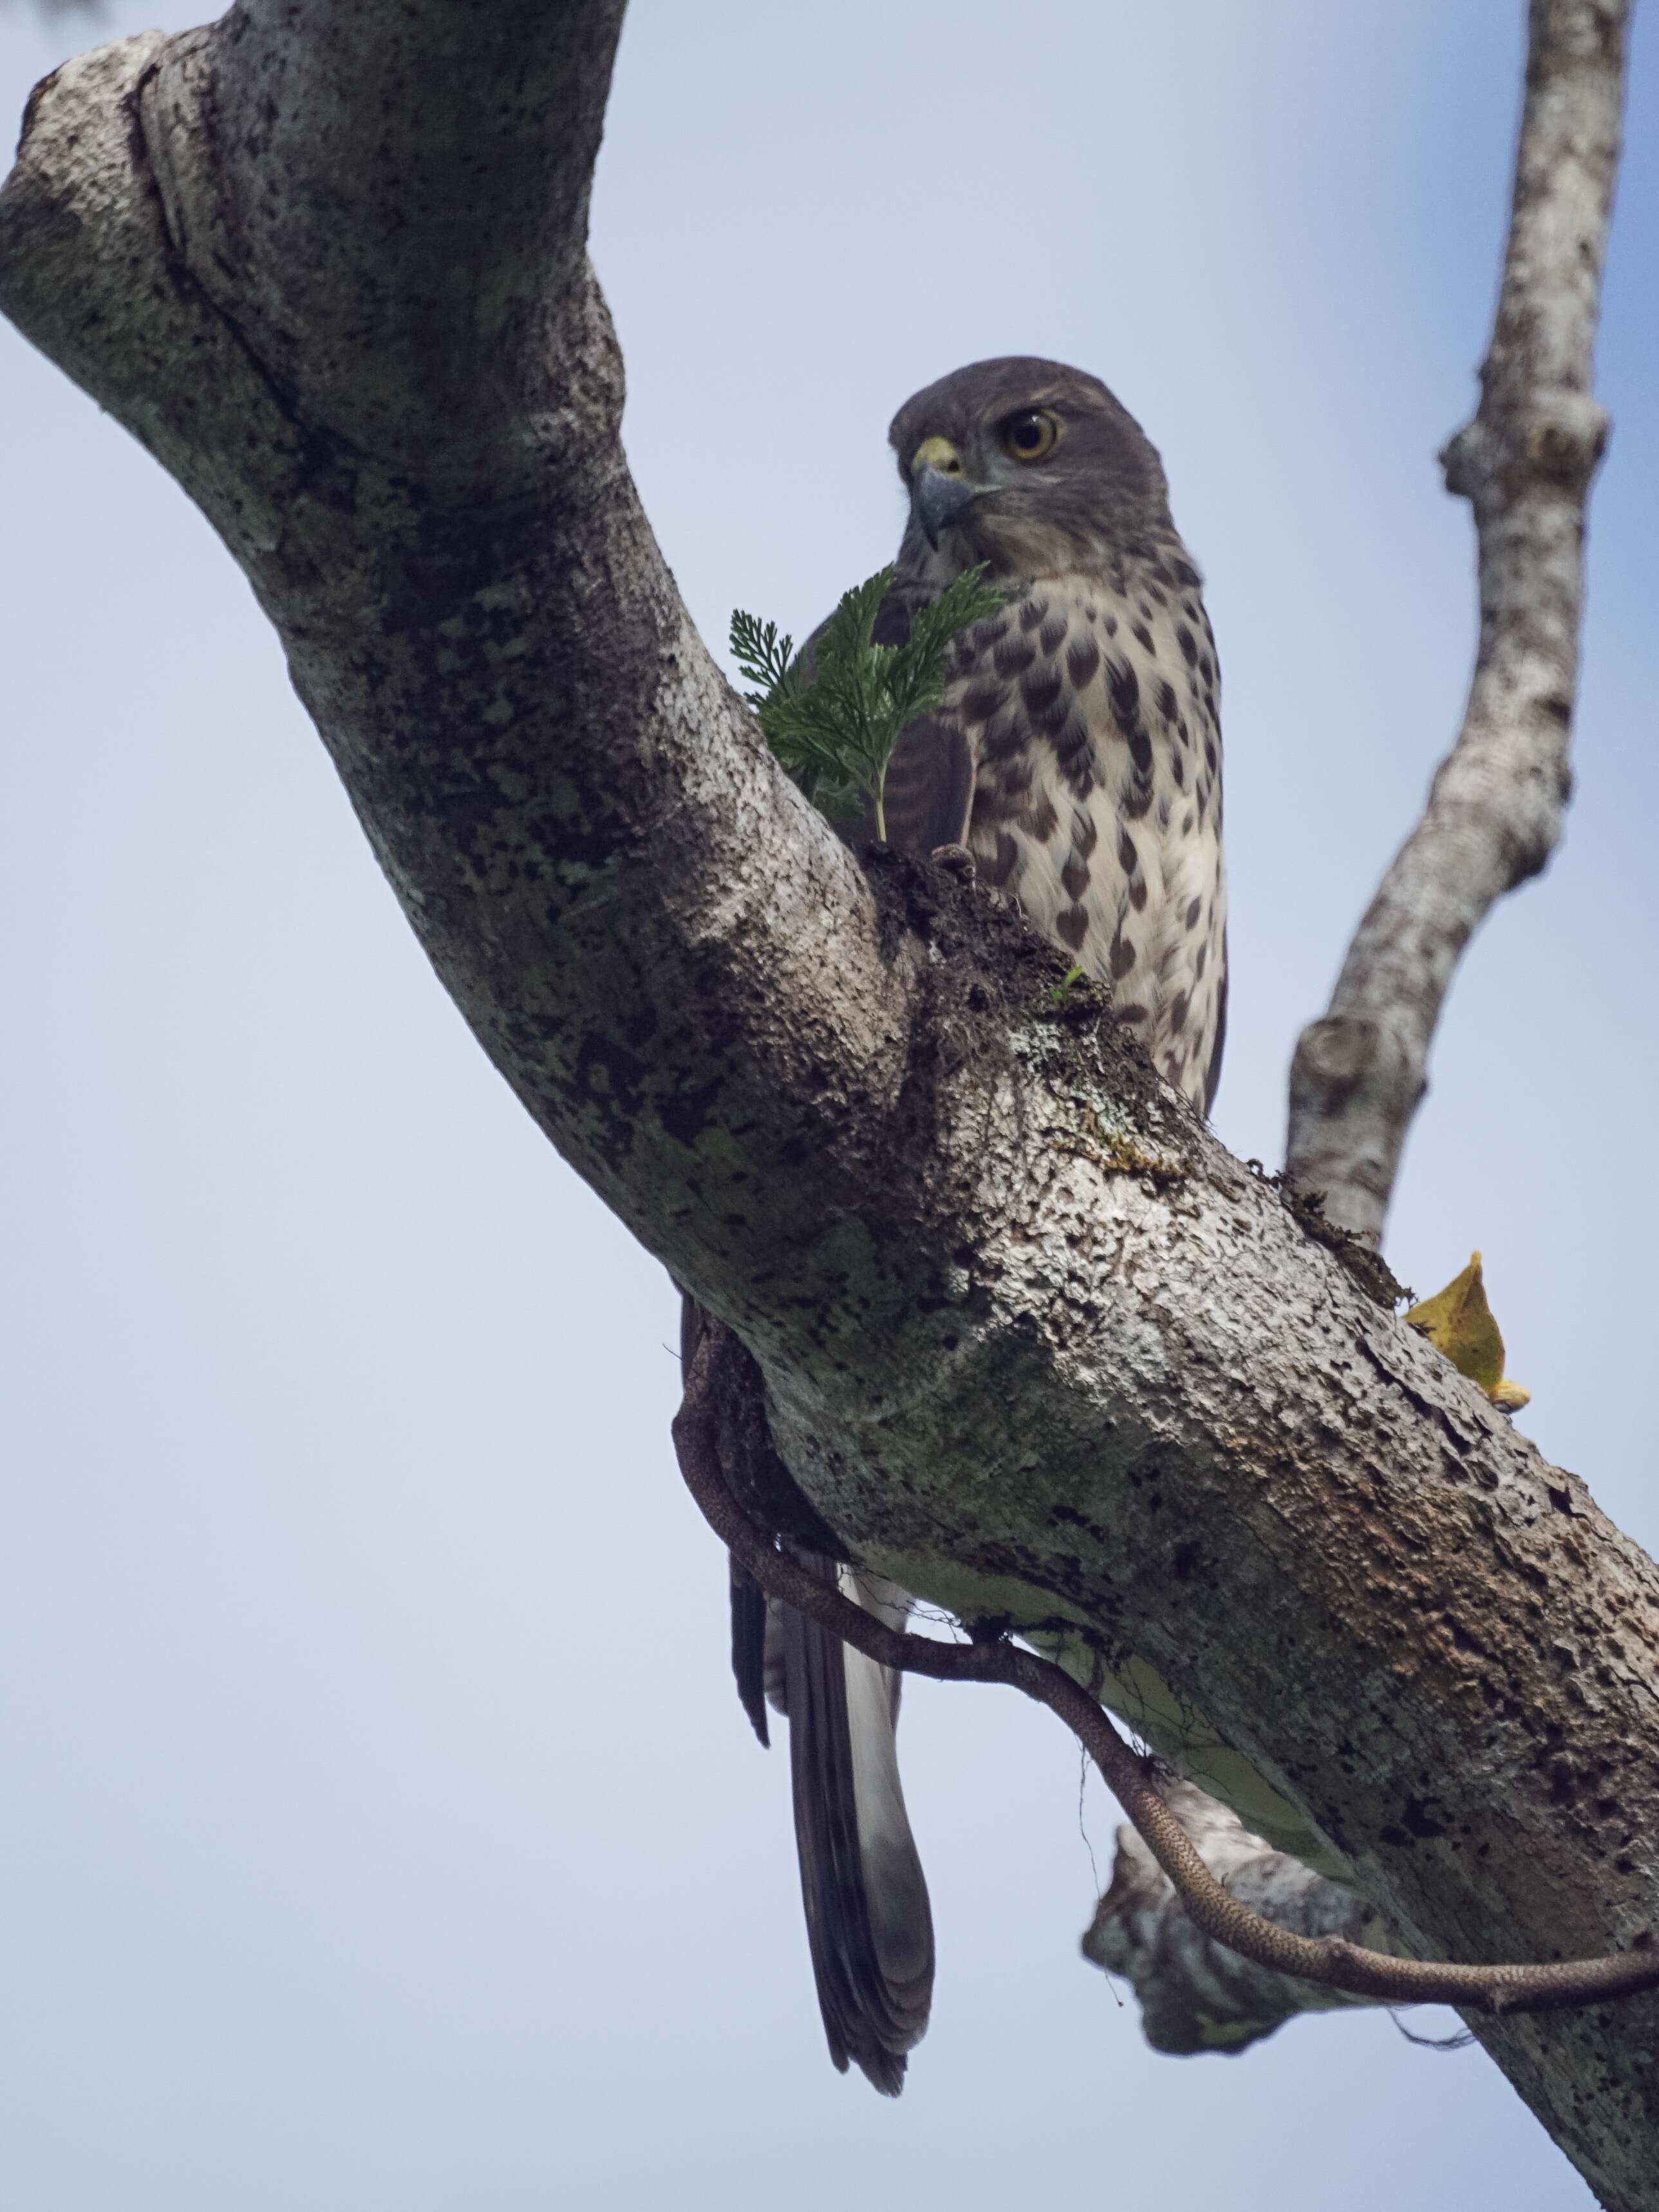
[2,4,1654,2206]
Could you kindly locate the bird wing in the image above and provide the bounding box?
[839,709,975,856]
[729,1557,771,1747]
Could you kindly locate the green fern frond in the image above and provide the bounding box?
[730,563,1011,843]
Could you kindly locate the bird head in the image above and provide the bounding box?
[888,356,1176,580]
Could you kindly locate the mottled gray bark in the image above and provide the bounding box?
[1,5,1653,2201]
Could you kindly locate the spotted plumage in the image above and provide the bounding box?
[948,579,1224,1101]
[715,357,1227,2095]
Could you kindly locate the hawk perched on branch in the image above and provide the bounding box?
[706,357,1226,2092]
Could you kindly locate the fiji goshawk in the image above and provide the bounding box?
[698,356,1227,2094]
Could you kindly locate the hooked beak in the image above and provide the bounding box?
[914,466,980,548]
[909,435,980,549]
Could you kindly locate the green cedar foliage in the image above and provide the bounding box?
[730,563,1009,843]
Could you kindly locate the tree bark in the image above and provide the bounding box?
[1,6,1653,2200]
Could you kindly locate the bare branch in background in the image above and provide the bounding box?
[1285,0,1627,1244]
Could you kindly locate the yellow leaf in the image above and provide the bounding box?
[1404,1251,1529,1411]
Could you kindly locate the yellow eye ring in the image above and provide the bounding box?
[1000,409,1062,463]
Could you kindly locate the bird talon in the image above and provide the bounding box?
[928,841,976,881]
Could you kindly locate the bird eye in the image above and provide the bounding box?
[1001,409,1061,463]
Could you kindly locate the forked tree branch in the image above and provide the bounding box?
[1285,0,1627,1244]
[1091,0,1634,2059]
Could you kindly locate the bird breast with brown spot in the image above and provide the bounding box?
[947,568,1226,1111]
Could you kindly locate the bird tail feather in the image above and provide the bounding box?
[779,1557,934,2095]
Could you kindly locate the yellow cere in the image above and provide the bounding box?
[911,435,964,477]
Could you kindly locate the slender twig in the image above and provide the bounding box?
[675,1330,1658,2016]
[1285,0,1629,1242]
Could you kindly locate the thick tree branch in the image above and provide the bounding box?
[3,6,1656,2200]
[1285,0,1626,1242]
